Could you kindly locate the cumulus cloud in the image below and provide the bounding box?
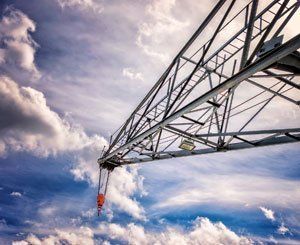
[106,166,147,220]
[0,8,146,220]
[136,0,188,63]
[57,0,104,12]
[0,75,106,157]
[122,67,144,81]
[98,217,252,245]
[13,226,94,245]
[10,218,254,245]
[260,207,275,222]
[10,191,22,197]
[72,161,147,220]
[0,72,145,221]
[0,7,40,82]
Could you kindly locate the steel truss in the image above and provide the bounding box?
[98,0,300,169]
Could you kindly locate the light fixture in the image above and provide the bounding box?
[179,138,195,151]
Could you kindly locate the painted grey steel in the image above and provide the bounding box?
[98,0,300,168]
[105,0,227,155]
[195,128,300,138]
[240,0,258,69]
[99,34,300,164]
[123,133,300,164]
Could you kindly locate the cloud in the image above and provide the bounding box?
[71,162,147,221]
[260,207,275,222]
[98,217,252,245]
[7,218,254,245]
[155,171,300,211]
[141,144,299,215]
[71,157,146,220]
[38,205,58,217]
[0,70,145,221]
[81,208,96,219]
[10,191,22,197]
[0,7,40,82]
[0,75,106,157]
[13,226,94,245]
[106,166,147,220]
[0,7,148,221]
[136,0,189,63]
[13,217,251,244]
[277,223,290,235]
[122,67,144,81]
[57,0,104,12]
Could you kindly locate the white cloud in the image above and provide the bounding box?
[70,142,106,185]
[72,162,146,220]
[155,171,300,211]
[13,226,95,245]
[81,208,96,219]
[277,223,290,235]
[106,166,147,220]
[122,67,144,81]
[0,75,106,158]
[0,75,145,220]
[0,7,40,82]
[98,217,252,245]
[0,7,148,221]
[57,0,104,12]
[259,207,275,222]
[136,0,189,63]
[38,205,58,217]
[10,191,22,197]
[81,207,114,221]
[9,218,254,245]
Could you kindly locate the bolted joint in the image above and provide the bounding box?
[100,161,117,171]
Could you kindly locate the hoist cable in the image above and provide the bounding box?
[104,170,111,195]
[97,167,102,194]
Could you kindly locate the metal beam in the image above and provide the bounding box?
[104,0,228,154]
[123,133,300,164]
[263,70,300,90]
[195,128,300,137]
[165,125,218,147]
[240,0,258,69]
[98,34,300,165]
[246,0,289,66]
[164,0,235,117]
[246,79,300,105]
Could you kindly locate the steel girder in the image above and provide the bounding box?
[98,0,300,169]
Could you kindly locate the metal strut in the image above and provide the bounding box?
[98,0,300,169]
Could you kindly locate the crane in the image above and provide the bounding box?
[96,0,300,213]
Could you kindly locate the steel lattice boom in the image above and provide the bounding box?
[98,0,300,170]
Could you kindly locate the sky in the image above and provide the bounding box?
[0,0,299,244]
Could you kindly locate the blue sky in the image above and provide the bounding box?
[0,0,299,244]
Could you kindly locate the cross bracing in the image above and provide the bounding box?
[98,0,300,169]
